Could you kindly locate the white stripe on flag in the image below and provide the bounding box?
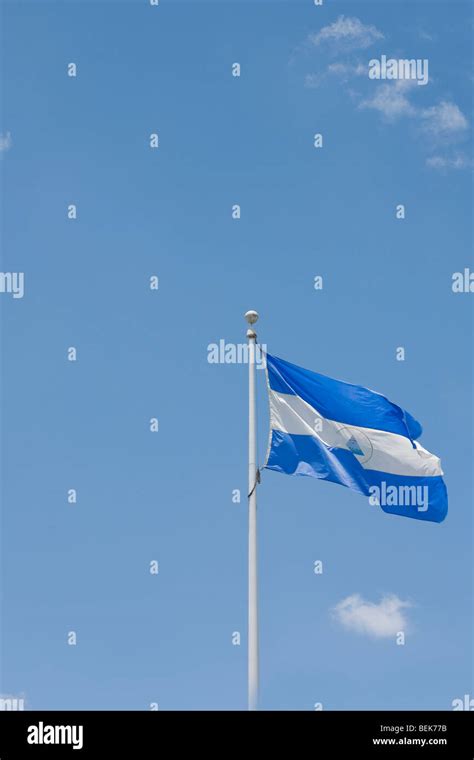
[269,389,443,478]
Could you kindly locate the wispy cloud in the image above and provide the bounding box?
[304,73,324,89]
[426,153,473,170]
[419,30,436,42]
[305,62,366,89]
[355,82,469,151]
[420,101,469,136]
[0,132,12,152]
[328,62,367,78]
[359,79,418,121]
[299,16,470,170]
[332,594,412,638]
[308,16,384,51]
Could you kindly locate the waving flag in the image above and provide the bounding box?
[264,354,447,523]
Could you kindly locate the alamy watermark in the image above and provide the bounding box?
[452,268,474,293]
[369,482,428,513]
[369,55,429,86]
[27,722,83,750]
[0,272,24,299]
[452,694,474,710]
[0,695,25,711]
[207,340,267,369]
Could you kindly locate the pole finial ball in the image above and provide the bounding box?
[244,310,259,325]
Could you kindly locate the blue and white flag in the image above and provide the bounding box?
[264,354,447,523]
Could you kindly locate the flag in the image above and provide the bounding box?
[264,354,447,523]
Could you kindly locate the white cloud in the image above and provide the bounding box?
[420,101,469,135]
[304,73,323,89]
[300,21,469,170]
[426,153,473,170]
[359,79,417,121]
[419,30,436,42]
[305,62,366,89]
[309,16,384,50]
[359,87,469,142]
[0,132,12,152]
[327,62,367,78]
[332,593,412,638]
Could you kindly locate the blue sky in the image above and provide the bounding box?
[1,0,472,710]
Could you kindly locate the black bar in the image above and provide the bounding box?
[0,710,472,757]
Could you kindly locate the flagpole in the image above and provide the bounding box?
[245,309,259,711]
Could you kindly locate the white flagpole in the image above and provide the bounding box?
[245,309,259,711]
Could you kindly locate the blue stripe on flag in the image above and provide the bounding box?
[267,354,422,441]
[266,430,447,523]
